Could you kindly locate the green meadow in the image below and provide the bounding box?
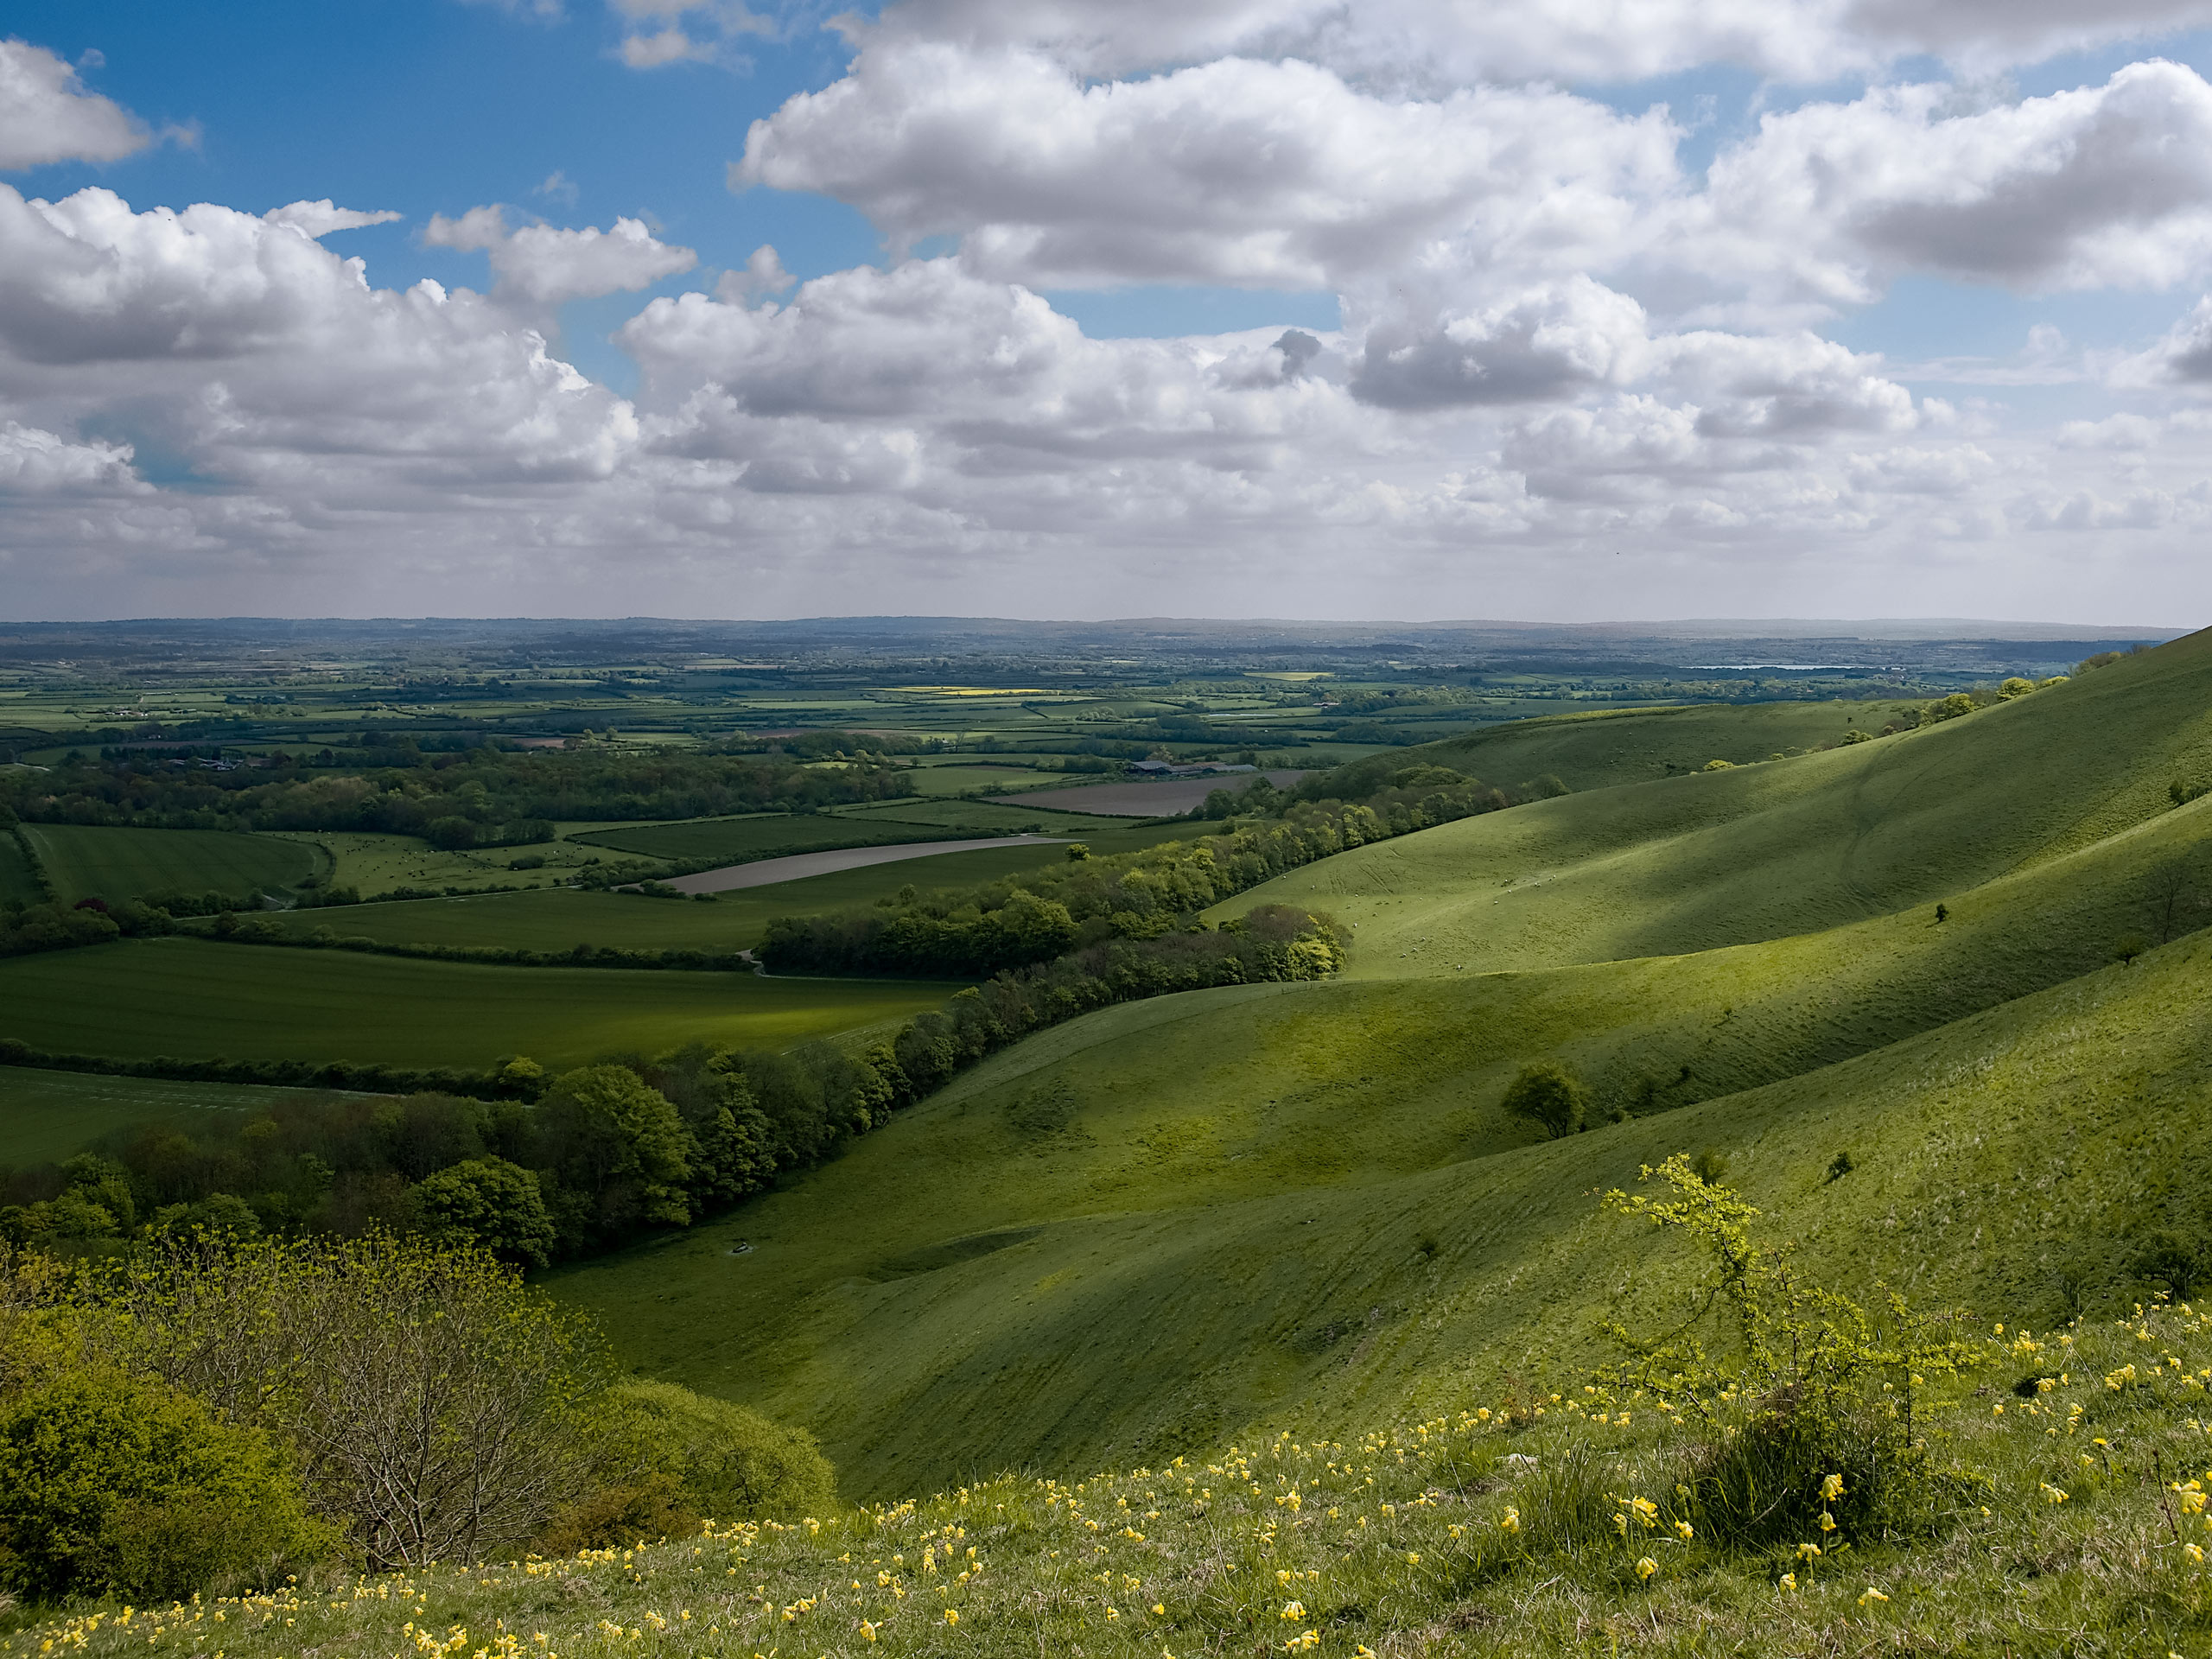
[20,823,322,903]
[0,940,946,1071]
[547,637,2212,1497]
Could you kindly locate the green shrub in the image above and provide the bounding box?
[604,1380,836,1522]
[0,1370,330,1604]
[1500,1062,1589,1139]
[1596,1156,1982,1548]
[531,1472,698,1556]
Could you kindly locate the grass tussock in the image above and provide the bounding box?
[21,1303,2212,1657]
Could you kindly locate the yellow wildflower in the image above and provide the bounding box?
[1635,1557,1657,1582]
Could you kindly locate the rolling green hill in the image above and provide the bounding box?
[548,633,2212,1498]
[20,823,321,904]
[1238,638,2212,974]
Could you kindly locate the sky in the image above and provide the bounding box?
[5,2,2212,622]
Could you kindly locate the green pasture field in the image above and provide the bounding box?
[0,830,44,906]
[550,636,2212,1495]
[270,830,606,896]
[570,814,950,863]
[0,940,947,1071]
[20,823,323,903]
[0,1066,316,1166]
[234,822,1216,954]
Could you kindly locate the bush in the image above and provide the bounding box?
[1500,1062,1588,1139]
[0,1369,329,1603]
[604,1380,836,1522]
[1597,1156,1982,1548]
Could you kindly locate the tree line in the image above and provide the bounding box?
[0,743,918,844]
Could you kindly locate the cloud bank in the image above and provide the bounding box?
[8,7,2212,619]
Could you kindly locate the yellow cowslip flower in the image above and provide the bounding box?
[858,1622,878,1643]
[942,1609,958,1627]
[1821,1474,1846,1503]
[1635,1557,1657,1583]
[1859,1587,1890,1607]
[2042,1484,2069,1504]
[1797,1542,1823,1561]
[1778,1573,1797,1592]
[1674,1521,1694,1541]
[1501,1508,1521,1534]
[1818,1511,1837,1533]
[2189,1545,2207,1565]
[1281,1602,1306,1622]
[1152,1604,1166,1616]
[1406,1554,1421,1566]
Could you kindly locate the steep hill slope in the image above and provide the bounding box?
[1238,634,2212,971]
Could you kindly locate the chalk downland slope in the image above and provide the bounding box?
[548,634,2212,1497]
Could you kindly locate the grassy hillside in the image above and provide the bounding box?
[20,824,321,904]
[0,941,945,1071]
[549,634,2212,1498]
[557,915,2212,1500]
[1234,637,2212,973]
[28,1297,2212,1656]
[1405,695,1923,789]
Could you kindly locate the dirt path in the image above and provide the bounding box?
[666,836,1070,894]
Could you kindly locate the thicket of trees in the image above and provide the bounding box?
[0,1234,832,1604]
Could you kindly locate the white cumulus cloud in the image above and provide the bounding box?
[0,38,156,170]
[423,205,697,308]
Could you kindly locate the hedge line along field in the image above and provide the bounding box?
[237,823,1212,954]
[548,638,2212,1495]
[19,823,323,904]
[0,939,946,1071]
[0,1065,299,1165]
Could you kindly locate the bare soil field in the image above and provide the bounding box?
[988,770,1306,817]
